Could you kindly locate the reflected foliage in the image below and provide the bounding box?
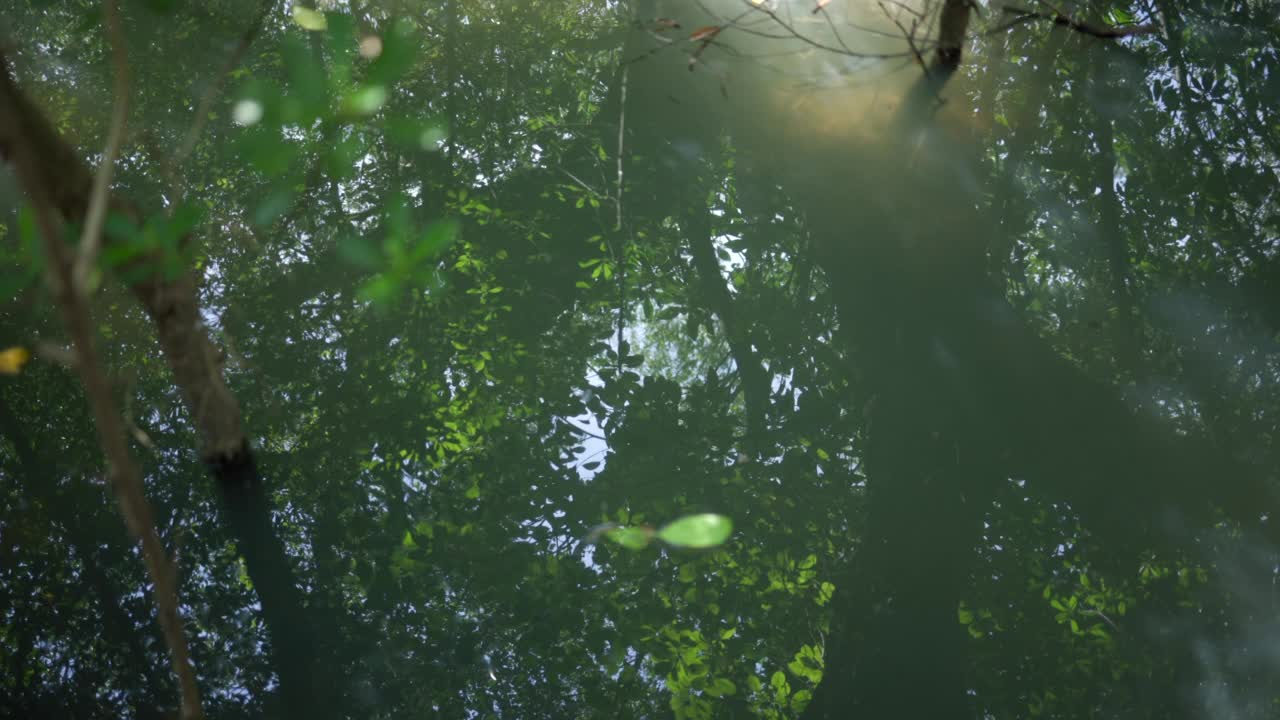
[1,0,1278,719]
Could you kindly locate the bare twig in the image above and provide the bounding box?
[811,0,858,55]
[879,1,928,69]
[72,0,130,295]
[32,200,204,720]
[880,0,927,20]
[736,1,913,59]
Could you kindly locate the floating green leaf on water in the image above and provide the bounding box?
[656,513,733,549]
[604,525,653,550]
[590,513,734,551]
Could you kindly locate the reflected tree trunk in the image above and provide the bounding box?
[0,52,330,720]
[1090,46,1141,375]
[683,202,771,453]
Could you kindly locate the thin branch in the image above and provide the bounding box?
[985,13,1041,36]
[999,4,1158,38]
[120,369,158,451]
[614,65,629,374]
[1,42,322,716]
[174,0,280,171]
[615,64,627,233]
[1084,607,1121,632]
[72,0,131,294]
[880,0,927,20]
[558,415,608,441]
[878,0,943,105]
[33,201,204,720]
[558,167,602,197]
[879,1,928,70]
[735,1,912,59]
[763,18,912,59]
[811,0,858,55]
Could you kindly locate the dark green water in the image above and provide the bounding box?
[2,1,1278,718]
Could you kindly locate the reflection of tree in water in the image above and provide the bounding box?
[624,1,1278,718]
[0,0,1277,718]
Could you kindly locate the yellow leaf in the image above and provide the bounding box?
[0,347,31,375]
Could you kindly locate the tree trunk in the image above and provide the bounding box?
[0,51,330,719]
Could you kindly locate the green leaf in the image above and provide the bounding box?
[282,36,329,119]
[236,558,254,591]
[102,212,141,246]
[291,6,328,30]
[787,645,823,683]
[770,670,789,697]
[1107,7,1136,24]
[386,118,449,151]
[325,133,366,179]
[359,274,401,305]
[252,188,295,227]
[365,18,417,85]
[416,219,460,258]
[239,128,301,177]
[656,514,733,549]
[816,581,835,606]
[342,85,388,116]
[324,11,356,64]
[605,526,653,550]
[167,204,204,239]
[338,236,384,270]
[705,678,736,697]
[465,483,481,499]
